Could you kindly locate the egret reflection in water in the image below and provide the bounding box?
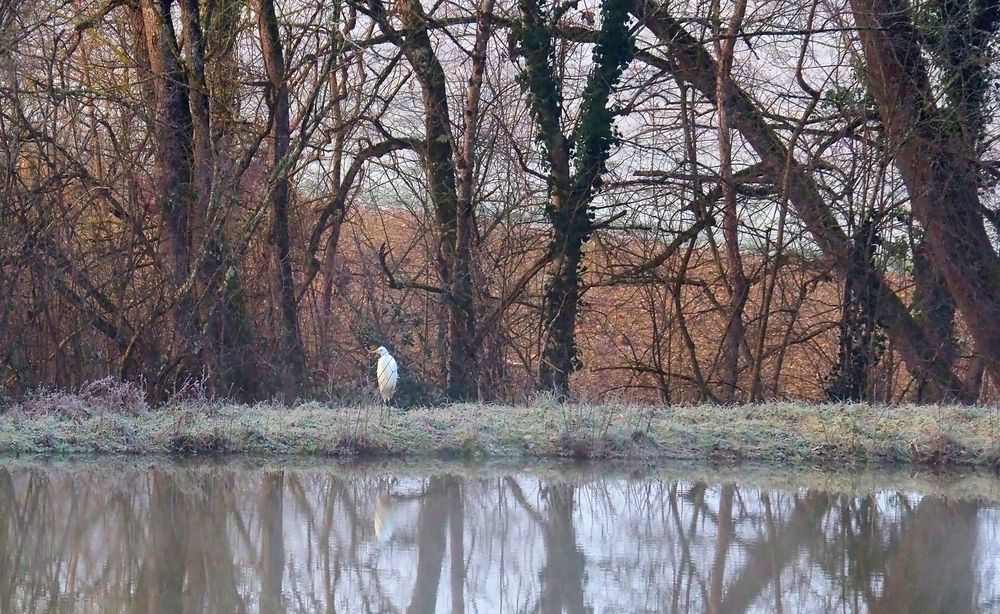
[0,459,998,613]
[374,487,424,544]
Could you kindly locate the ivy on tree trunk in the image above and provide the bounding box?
[514,0,634,398]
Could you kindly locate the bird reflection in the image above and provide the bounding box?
[373,483,424,544]
[374,492,403,543]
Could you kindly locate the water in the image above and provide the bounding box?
[1,458,999,613]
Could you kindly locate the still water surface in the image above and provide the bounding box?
[1,458,999,613]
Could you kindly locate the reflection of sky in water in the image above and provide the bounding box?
[1,461,998,613]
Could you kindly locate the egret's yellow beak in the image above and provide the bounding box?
[368,347,380,356]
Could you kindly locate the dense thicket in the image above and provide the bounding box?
[0,0,997,404]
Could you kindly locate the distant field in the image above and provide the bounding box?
[1,392,998,467]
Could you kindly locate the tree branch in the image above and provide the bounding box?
[378,242,447,295]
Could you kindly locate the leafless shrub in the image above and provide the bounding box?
[12,377,149,420]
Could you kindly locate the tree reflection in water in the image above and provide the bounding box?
[0,460,997,613]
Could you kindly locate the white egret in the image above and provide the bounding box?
[370,345,398,403]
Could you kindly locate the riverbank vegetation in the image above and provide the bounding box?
[2,383,999,466]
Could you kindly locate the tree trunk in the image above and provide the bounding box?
[180,0,245,396]
[384,0,483,400]
[253,0,308,397]
[179,0,212,223]
[912,237,960,402]
[713,0,749,403]
[450,0,495,401]
[538,214,584,396]
[516,0,577,399]
[139,0,201,389]
[849,0,1000,386]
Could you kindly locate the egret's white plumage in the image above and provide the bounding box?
[372,346,398,403]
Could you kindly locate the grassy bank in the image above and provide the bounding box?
[2,389,1000,466]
